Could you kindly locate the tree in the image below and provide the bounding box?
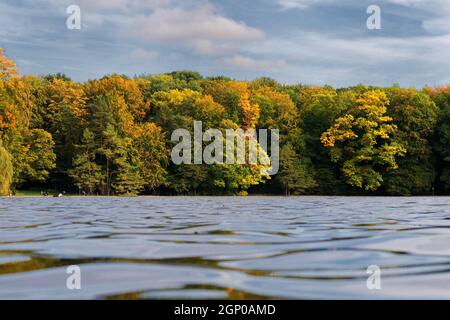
[205,122,271,195]
[168,164,208,195]
[169,71,202,82]
[208,163,267,196]
[250,77,280,89]
[69,128,102,194]
[135,122,169,191]
[0,141,13,195]
[151,89,225,131]
[321,90,406,191]
[12,129,56,185]
[0,48,17,81]
[43,73,71,82]
[383,88,439,195]
[84,74,149,121]
[295,86,350,193]
[202,80,260,129]
[111,138,145,196]
[100,125,144,196]
[44,77,87,186]
[138,73,203,98]
[277,144,317,195]
[432,88,450,192]
[3,47,450,197]
[251,86,298,135]
[0,52,56,189]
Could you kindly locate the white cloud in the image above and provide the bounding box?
[5,0,449,87]
[129,6,264,56]
[277,0,331,10]
[222,55,287,71]
[133,7,262,42]
[245,30,450,86]
[385,0,450,34]
[31,0,172,12]
[129,48,159,60]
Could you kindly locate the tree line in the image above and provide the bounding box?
[1,48,450,196]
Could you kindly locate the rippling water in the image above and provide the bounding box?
[1,196,450,299]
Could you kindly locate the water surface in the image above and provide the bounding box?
[1,196,450,299]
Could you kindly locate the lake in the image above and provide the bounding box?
[1,196,450,299]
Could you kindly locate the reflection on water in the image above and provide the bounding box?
[1,196,450,299]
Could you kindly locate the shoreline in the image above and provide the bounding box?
[2,194,447,198]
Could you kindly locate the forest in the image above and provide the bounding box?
[1,48,450,196]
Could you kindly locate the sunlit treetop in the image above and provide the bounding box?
[0,48,18,81]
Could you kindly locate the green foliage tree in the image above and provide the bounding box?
[383,88,439,195]
[321,90,406,191]
[432,88,450,192]
[99,125,144,196]
[69,128,102,194]
[295,87,350,193]
[0,141,13,195]
[277,143,317,195]
[13,129,56,185]
[135,123,169,191]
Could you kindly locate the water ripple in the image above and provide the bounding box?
[1,196,450,299]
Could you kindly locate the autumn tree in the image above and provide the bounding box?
[151,89,225,131]
[0,49,56,190]
[321,90,406,191]
[102,125,144,196]
[84,74,149,121]
[135,122,169,192]
[44,77,87,185]
[251,86,298,135]
[13,129,56,185]
[83,95,145,196]
[0,48,17,81]
[202,80,260,129]
[0,141,13,195]
[2,46,450,197]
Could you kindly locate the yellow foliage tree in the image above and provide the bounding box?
[47,78,87,120]
[0,48,17,81]
[251,86,298,132]
[0,142,13,195]
[203,80,259,129]
[84,75,149,120]
[321,90,406,191]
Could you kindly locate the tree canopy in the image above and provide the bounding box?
[0,48,449,196]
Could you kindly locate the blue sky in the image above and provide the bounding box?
[1,0,449,87]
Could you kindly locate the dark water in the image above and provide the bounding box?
[1,196,450,299]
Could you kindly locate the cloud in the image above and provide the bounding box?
[246,30,450,86]
[385,0,450,34]
[128,48,159,60]
[274,0,450,39]
[129,6,264,56]
[276,0,331,10]
[29,0,172,12]
[222,55,287,71]
[3,0,449,87]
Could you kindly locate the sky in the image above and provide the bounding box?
[0,0,449,87]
